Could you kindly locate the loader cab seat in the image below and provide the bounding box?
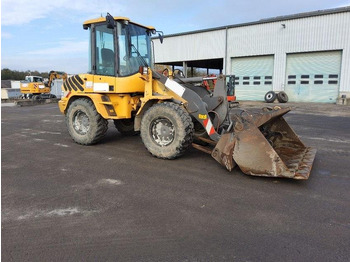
[100,48,115,76]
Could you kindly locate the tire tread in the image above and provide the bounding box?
[66,98,108,145]
[140,102,194,159]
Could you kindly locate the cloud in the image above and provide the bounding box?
[2,39,89,73]
[185,0,350,32]
[2,55,88,74]
[1,0,125,26]
[24,40,88,56]
[1,32,13,39]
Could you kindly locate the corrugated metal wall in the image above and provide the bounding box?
[225,12,350,95]
[154,29,226,63]
[153,10,350,99]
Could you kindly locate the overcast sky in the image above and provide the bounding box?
[1,0,349,74]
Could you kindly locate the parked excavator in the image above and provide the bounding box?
[20,70,67,99]
[59,14,316,179]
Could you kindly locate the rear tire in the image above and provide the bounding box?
[277,91,288,103]
[264,91,276,103]
[114,118,139,136]
[66,98,108,145]
[140,102,194,159]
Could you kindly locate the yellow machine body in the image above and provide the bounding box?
[58,71,186,124]
[20,82,50,95]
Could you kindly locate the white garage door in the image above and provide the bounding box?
[285,51,342,103]
[231,55,274,101]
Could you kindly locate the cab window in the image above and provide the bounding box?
[95,25,115,76]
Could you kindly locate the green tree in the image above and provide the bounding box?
[1,68,49,80]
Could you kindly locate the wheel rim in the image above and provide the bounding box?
[266,93,273,99]
[150,117,175,146]
[73,110,90,135]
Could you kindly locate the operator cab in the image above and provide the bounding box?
[24,76,43,83]
[83,14,157,77]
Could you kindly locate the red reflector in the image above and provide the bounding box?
[227,95,236,101]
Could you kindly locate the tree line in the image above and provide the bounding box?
[2,67,215,80]
[1,68,49,80]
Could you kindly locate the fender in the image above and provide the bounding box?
[59,93,109,117]
[59,93,138,120]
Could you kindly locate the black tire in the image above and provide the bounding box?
[114,118,139,136]
[277,91,288,103]
[264,91,277,103]
[66,98,108,145]
[32,95,40,100]
[140,102,194,159]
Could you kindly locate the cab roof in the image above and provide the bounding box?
[83,16,155,30]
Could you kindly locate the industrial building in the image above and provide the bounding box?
[153,6,350,103]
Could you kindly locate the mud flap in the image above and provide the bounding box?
[212,107,316,179]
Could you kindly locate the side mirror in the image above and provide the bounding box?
[159,33,164,44]
[157,31,164,44]
[106,13,115,29]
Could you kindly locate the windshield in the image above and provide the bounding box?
[117,22,152,76]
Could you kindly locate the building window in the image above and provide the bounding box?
[288,81,296,85]
[288,75,296,79]
[265,81,272,85]
[329,74,338,78]
[314,80,323,84]
[253,81,260,85]
[315,75,323,78]
[265,76,272,79]
[301,75,309,79]
[301,81,309,84]
[328,80,338,84]
[254,76,261,80]
[243,82,249,85]
[243,76,250,80]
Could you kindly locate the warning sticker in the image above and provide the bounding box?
[198,114,207,120]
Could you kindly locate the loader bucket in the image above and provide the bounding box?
[211,107,316,179]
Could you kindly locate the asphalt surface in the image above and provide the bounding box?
[2,103,350,261]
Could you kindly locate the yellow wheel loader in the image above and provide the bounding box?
[59,14,316,179]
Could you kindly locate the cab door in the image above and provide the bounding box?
[93,24,116,93]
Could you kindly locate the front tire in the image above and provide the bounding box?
[66,98,108,145]
[140,102,194,159]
